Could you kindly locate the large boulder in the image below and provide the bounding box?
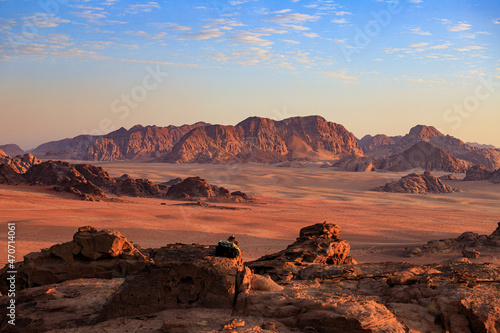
[246,222,351,280]
[113,178,161,197]
[372,171,461,193]
[98,243,251,321]
[0,227,150,294]
[463,164,492,181]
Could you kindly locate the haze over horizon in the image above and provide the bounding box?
[1,0,499,150]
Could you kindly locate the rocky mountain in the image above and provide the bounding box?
[0,144,24,156]
[360,125,500,171]
[358,134,401,158]
[379,141,468,173]
[159,116,363,163]
[32,122,208,161]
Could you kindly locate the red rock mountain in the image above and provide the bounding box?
[158,116,363,163]
[360,125,500,171]
[379,141,468,173]
[33,122,208,161]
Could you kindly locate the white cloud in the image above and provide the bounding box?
[72,10,106,23]
[335,11,351,16]
[331,18,347,24]
[282,24,309,31]
[255,27,287,34]
[408,26,431,36]
[127,30,167,39]
[372,58,383,61]
[454,45,485,52]
[231,32,273,46]
[409,42,429,48]
[273,9,292,14]
[493,18,500,24]
[303,32,318,38]
[281,39,300,44]
[103,0,119,5]
[429,42,451,49]
[265,13,319,23]
[24,14,71,27]
[408,0,422,3]
[449,22,471,32]
[125,2,160,14]
[182,28,225,40]
[320,70,358,81]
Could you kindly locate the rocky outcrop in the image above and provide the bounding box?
[0,151,41,173]
[0,227,150,295]
[463,164,496,181]
[246,222,352,280]
[379,141,468,173]
[2,224,500,333]
[24,160,106,200]
[113,178,161,197]
[372,171,461,194]
[333,155,378,172]
[0,164,26,185]
[98,243,251,321]
[165,176,248,201]
[439,174,459,180]
[409,222,500,257]
[158,116,363,163]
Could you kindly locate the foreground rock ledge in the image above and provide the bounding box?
[1,223,500,333]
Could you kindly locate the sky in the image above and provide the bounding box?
[0,0,499,150]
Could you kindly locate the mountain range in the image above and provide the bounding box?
[6,116,500,172]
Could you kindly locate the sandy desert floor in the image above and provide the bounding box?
[1,162,499,266]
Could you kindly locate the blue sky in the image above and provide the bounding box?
[0,0,499,149]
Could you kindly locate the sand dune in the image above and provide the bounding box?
[1,163,499,265]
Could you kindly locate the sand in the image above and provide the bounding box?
[1,162,499,265]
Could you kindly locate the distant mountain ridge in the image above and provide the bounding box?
[33,122,208,161]
[158,116,363,163]
[360,125,500,171]
[27,118,500,171]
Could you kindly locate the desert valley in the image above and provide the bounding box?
[1,116,500,332]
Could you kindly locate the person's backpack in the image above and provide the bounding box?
[216,240,240,258]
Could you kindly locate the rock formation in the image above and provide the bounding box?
[32,123,208,161]
[359,125,500,171]
[358,134,401,157]
[378,141,468,173]
[409,221,500,257]
[0,151,41,173]
[463,164,498,182]
[246,222,352,280]
[333,155,378,172]
[166,176,248,201]
[143,116,363,163]
[439,174,459,180]
[372,171,461,193]
[2,223,500,333]
[0,164,26,185]
[0,226,150,294]
[98,243,251,321]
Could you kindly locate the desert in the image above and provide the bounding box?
[2,0,500,331]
